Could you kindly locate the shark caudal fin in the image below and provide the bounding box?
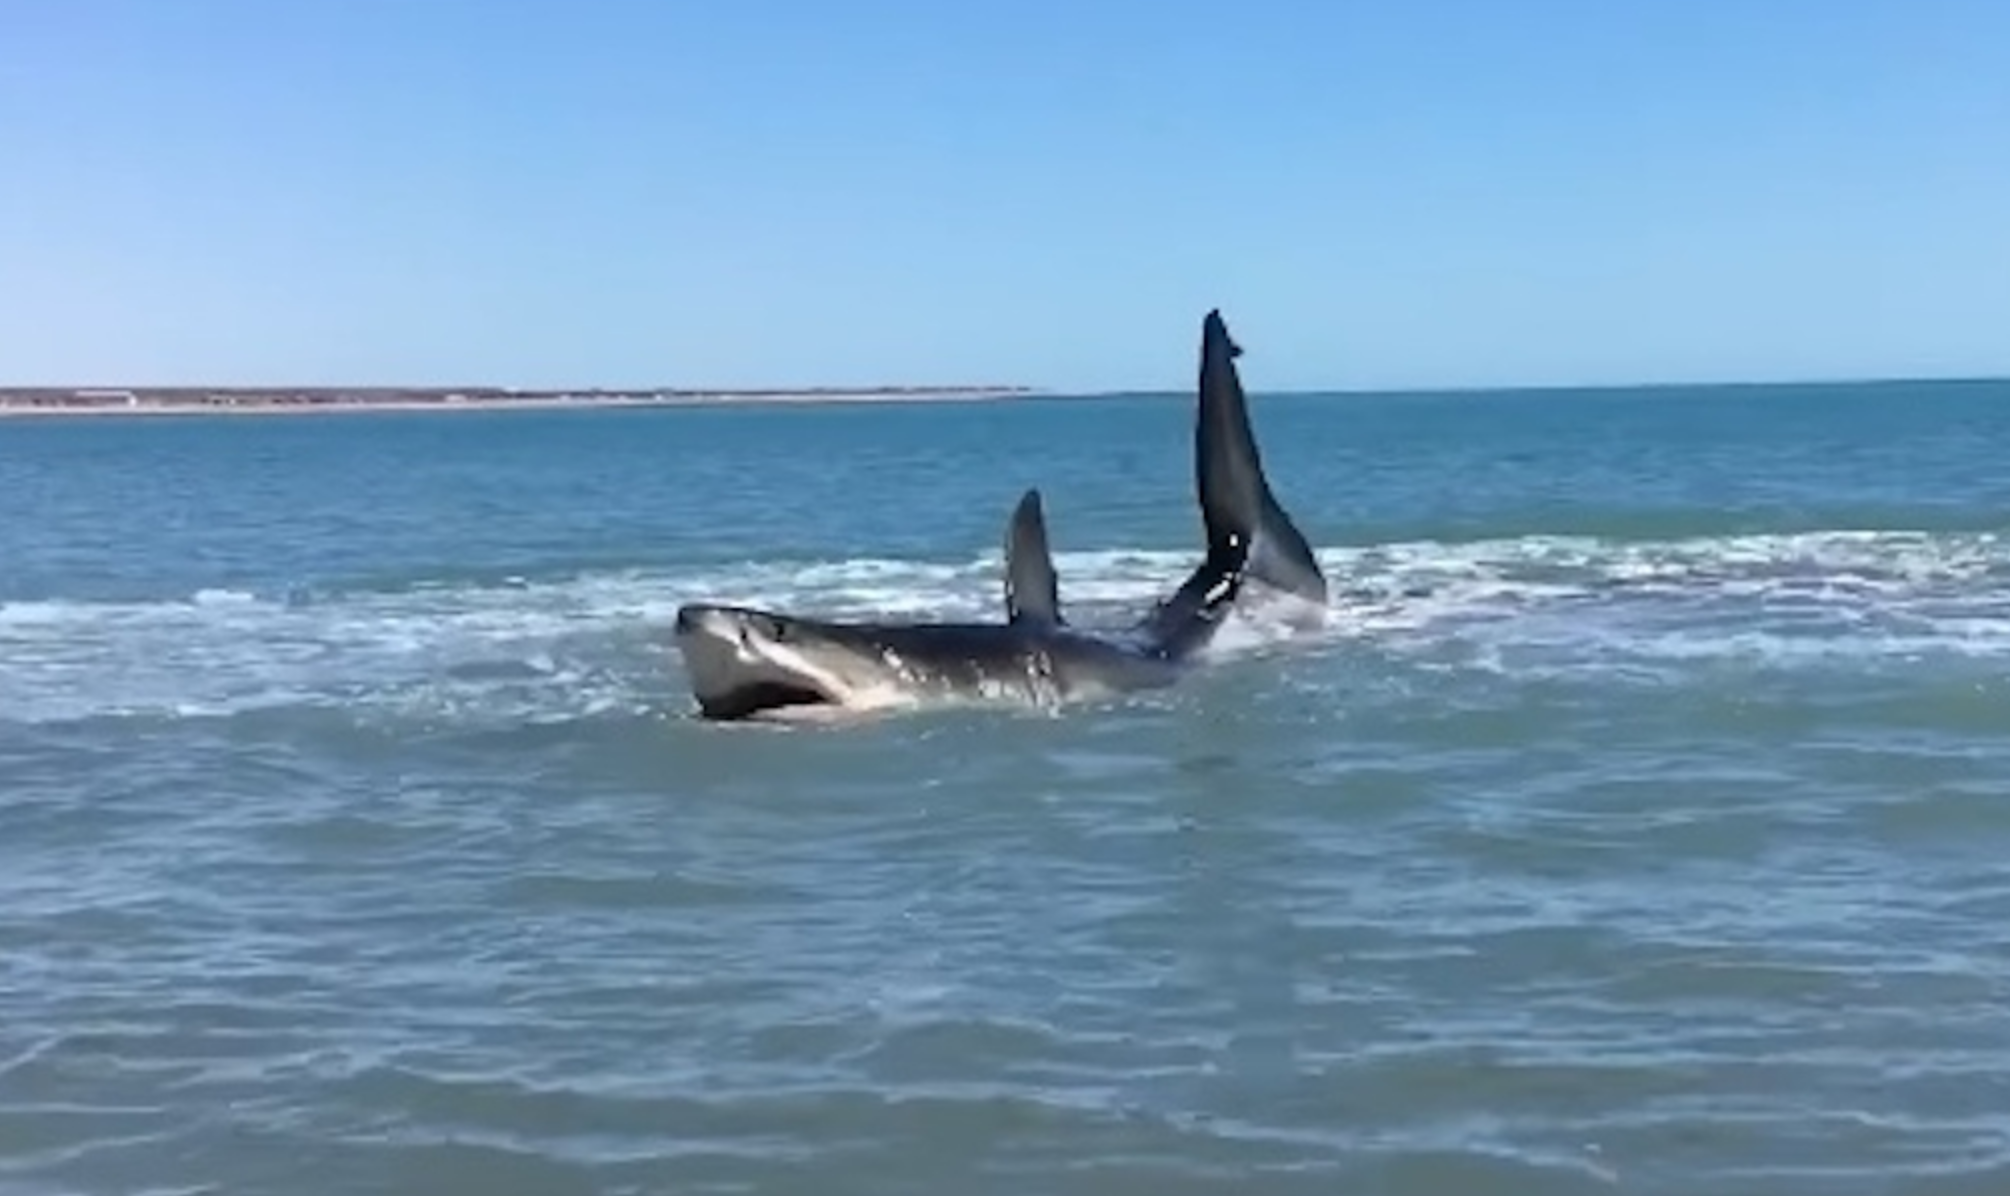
[1002,487,1063,627]
[1194,309,1328,610]
[1140,540,1248,661]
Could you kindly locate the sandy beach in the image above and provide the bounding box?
[0,386,1039,419]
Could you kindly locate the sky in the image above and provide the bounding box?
[2,1,2008,392]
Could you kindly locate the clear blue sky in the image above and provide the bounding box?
[4,1,2007,391]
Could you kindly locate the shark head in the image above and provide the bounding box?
[672,603,920,722]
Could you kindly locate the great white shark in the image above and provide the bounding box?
[1149,306,1328,635]
[670,308,1326,723]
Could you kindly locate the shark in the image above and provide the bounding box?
[670,308,1326,723]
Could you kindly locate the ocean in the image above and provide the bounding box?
[3,380,2009,1195]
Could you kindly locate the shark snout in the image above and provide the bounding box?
[673,604,717,638]
[675,604,795,651]
[674,604,754,649]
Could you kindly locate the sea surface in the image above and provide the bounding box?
[4,380,2010,1195]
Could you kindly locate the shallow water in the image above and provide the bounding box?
[4,383,2010,1194]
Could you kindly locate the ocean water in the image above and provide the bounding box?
[3,380,2010,1195]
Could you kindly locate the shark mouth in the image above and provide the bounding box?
[692,678,836,722]
[673,603,861,723]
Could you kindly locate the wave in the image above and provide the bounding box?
[2,529,2006,727]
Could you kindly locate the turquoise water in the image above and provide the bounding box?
[4,382,2010,1194]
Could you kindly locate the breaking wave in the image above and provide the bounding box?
[2,529,2006,727]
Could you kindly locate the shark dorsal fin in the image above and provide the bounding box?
[1003,487,1063,626]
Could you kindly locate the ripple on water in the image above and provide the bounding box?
[9,516,2010,1191]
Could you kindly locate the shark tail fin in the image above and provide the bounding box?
[1003,487,1063,627]
[1195,308,1328,610]
[1142,538,1249,660]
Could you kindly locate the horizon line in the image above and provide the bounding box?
[1060,370,2010,399]
[3,372,2006,401]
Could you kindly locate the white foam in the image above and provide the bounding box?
[1,529,2005,726]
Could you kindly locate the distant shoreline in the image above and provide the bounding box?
[8,374,2000,420]
[0,385,1040,419]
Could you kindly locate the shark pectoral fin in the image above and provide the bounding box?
[1003,487,1064,627]
[1196,309,1328,609]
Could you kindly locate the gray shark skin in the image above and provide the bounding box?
[1188,307,1328,624]
[1121,308,1328,646]
[674,488,1245,723]
[670,308,1325,723]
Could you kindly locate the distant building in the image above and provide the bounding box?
[73,388,137,406]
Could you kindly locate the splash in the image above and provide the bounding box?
[2,529,2004,726]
